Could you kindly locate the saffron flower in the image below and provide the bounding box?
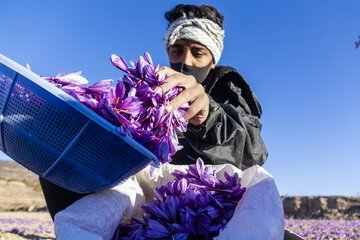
[112,158,246,239]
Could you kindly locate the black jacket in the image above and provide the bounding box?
[171,66,268,170]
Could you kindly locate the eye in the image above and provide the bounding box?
[192,49,206,58]
[194,52,204,57]
[169,48,183,57]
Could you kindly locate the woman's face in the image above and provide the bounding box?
[167,39,215,69]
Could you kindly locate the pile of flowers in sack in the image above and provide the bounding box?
[113,158,246,239]
[44,52,246,239]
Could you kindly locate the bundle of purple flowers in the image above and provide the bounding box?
[44,52,188,164]
[112,158,246,240]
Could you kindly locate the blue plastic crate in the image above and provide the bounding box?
[0,54,158,193]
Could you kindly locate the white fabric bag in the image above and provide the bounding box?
[55,164,284,240]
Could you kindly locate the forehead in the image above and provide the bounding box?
[169,39,208,50]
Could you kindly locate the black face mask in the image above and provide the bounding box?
[170,61,212,84]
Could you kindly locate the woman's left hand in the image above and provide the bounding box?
[155,66,209,126]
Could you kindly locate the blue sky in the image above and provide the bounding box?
[1,0,359,196]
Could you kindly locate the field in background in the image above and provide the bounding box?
[0,212,54,240]
[285,219,360,239]
[1,216,360,239]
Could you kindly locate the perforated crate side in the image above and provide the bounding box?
[0,74,90,174]
[0,65,17,153]
[45,160,105,193]
[0,72,14,114]
[45,121,153,193]
[3,125,57,174]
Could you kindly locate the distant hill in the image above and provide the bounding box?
[283,196,360,220]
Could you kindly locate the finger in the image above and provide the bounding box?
[154,75,181,94]
[154,74,196,95]
[166,84,204,112]
[155,66,180,85]
[156,66,177,77]
[184,93,209,122]
[155,85,164,95]
[154,66,177,94]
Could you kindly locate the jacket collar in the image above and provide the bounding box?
[203,66,262,117]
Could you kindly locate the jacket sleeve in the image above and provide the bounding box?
[185,76,268,170]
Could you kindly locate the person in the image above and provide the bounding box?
[157,4,268,169]
[40,3,268,222]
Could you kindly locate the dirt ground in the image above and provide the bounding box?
[0,161,54,239]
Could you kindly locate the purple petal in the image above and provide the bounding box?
[144,52,153,65]
[166,195,179,221]
[111,54,130,73]
[97,98,120,125]
[145,219,170,238]
[142,205,169,222]
[115,81,126,100]
[120,96,142,117]
[177,178,188,194]
[56,72,88,85]
[136,56,145,78]
[87,79,112,93]
[173,233,188,240]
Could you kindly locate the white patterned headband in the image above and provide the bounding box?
[164,17,225,64]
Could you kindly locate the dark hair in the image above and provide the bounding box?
[165,4,224,29]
